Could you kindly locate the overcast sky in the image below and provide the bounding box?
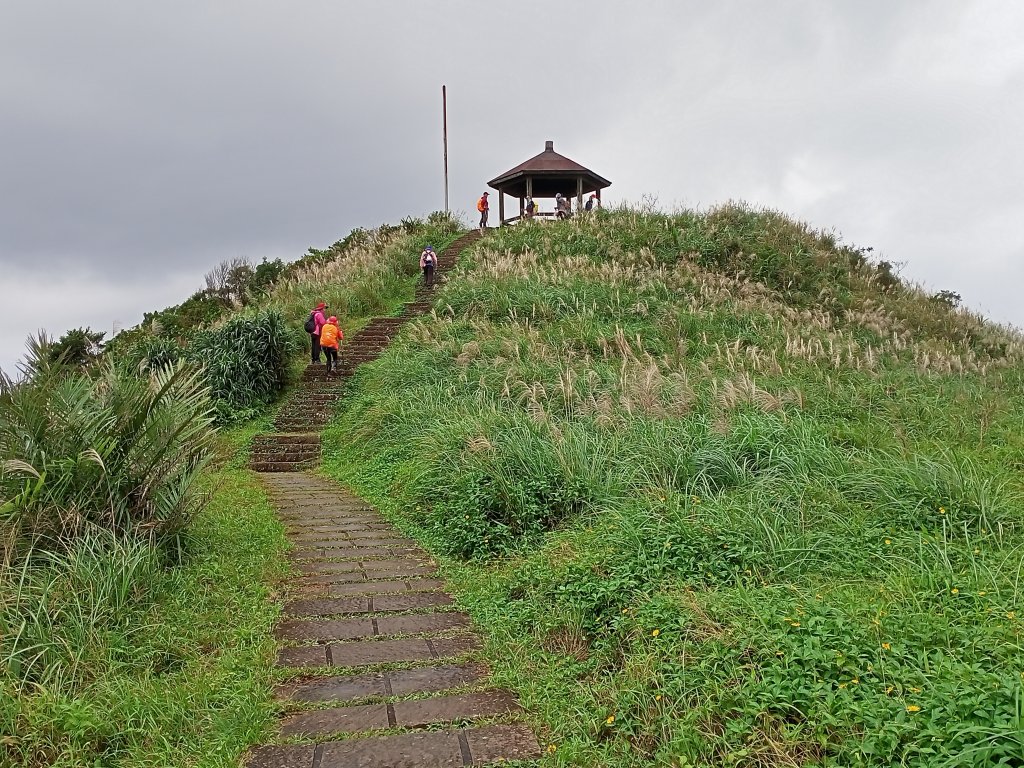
[2,1,1023,373]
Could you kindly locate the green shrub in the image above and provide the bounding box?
[0,362,216,553]
[187,309,291,423]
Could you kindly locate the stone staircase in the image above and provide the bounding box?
[245,476,541,768]
[243,229,542,766]
[250,230,481,473]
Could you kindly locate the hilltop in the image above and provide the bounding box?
[320,205,1024,765]
[3,203,1022,767]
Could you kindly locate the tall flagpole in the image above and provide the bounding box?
[442,85,449,213]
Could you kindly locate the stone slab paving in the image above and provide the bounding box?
[275,664,486,703]
[246,724,537,768]
[247,471,539,767]
[281,690,520,738]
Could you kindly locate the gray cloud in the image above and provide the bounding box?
[3,0,1023,372]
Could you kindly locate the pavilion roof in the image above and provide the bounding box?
[487,140,611,197]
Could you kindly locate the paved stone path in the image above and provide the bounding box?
[244,232,541,766]
[251,230,482,472]
[245,477,540,767]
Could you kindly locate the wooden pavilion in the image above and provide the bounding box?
[487,140,611,225]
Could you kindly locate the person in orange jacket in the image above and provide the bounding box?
[319,316,343,373]
[477,191,489,231]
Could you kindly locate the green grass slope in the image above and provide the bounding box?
[322,205,1024,766]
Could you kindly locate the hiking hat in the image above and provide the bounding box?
[482,191,489,196]
[315,302,326,310]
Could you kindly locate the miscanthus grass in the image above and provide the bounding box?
[322,205,1024,766]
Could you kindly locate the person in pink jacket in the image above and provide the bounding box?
[306,302,328,363]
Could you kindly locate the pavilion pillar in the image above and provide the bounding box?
[576,177,583,216]
[519,195,524,220]
[498,190,505,227]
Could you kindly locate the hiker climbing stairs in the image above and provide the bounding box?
[249,230,481,473]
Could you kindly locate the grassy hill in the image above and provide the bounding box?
[0,213,462,767]
[320,205,1024,766]
[4,203,1021,766]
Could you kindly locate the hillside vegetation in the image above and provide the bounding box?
[323,206,1024,766]
[0,212,460,766]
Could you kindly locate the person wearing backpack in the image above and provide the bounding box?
[319,316,343,373]
[477,192,489,231]
[305,302,328,363]
[420,245,437,287]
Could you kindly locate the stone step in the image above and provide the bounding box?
[249,436,317,448]
[276,634,479,669]
[283,592,453,618]
[273,421,326,431]
[252,460,318,473]
[322,578,447,597]
[274,662,485,703]
[279,690,520,738]
[252,453,321,465]
[245,723,539,767]
[275,611,470,642]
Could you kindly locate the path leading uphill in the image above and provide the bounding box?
[244,232,542,767]
[251,230,481,470]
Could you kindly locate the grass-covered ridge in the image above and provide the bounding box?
[324,205,1024,766]
[1,213,466,766]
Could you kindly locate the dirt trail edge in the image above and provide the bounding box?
[244,232,543,767]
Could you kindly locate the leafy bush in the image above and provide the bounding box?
[0,361,216,554]
[188,309,292,423]
[0,465,284,768]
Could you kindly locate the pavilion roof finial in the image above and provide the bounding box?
[545,140,554,151]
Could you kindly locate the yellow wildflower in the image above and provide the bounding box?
[605,715,615,725]
[978,591,987,596]
[939,507,946,514]
[910,687,922,693]
[885,539,892,545]
[652,629,661,637]
[851,677,859,685]
[951,588,959,595]
[790,622,801,627]
[1008,612,1017,620]
[882,642,891,651]
[547,744,557,754]
[907,705,921,712]
[655,694,663,701]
